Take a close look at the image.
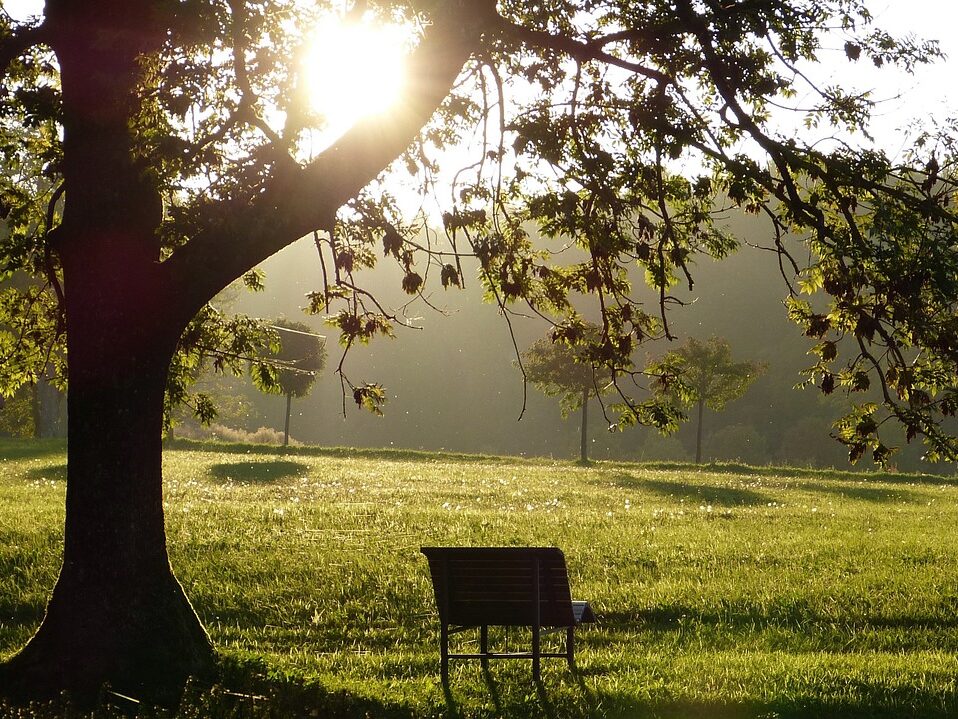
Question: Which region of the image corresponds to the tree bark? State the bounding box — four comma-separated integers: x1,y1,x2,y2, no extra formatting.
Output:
695,399,705,464
0,4,215,697
580,388,589,464
0,284,215,704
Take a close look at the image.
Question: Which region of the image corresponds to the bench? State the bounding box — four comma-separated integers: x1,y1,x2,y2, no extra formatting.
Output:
421,546,595,682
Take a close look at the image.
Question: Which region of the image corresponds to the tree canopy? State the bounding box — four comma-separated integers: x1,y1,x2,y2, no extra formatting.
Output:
521,324,613,462
271,319,326,400
664,336,765,462
1,0,957,703
269,318,326,445
521,326,609,414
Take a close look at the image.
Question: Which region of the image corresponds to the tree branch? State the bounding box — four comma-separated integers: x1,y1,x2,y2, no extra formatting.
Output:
0,22,47,79
491,16,673,86
162,0,497,324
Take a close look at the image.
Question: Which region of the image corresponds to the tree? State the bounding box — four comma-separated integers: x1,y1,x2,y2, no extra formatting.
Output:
270,319,326,446
0,0,956,704
664,337,765,463
521,327,610,464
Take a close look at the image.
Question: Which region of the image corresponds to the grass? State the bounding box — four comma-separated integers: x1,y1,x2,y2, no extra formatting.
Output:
2,437,958,717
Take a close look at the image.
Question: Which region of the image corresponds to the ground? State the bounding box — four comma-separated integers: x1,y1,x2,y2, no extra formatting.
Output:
2,438,958,717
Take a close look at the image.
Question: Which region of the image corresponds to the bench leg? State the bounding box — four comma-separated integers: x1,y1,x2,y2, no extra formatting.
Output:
532,624,541,682
440,622,449,684
566,626,575,669
480,625,489,668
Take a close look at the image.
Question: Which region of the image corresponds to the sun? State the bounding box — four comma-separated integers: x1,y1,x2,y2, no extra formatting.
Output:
303,15,410,138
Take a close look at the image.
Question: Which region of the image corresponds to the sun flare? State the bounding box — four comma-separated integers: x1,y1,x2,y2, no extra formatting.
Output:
304,16,410,137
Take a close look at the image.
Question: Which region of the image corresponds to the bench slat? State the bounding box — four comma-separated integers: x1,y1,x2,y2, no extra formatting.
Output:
421,547,590,628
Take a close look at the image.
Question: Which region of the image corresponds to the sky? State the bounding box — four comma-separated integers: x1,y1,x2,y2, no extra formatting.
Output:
3,0,956,148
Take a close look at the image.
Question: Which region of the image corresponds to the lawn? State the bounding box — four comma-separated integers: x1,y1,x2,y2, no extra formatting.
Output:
2,438,958,717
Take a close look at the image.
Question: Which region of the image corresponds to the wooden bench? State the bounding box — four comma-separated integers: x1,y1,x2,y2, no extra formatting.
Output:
421,546,595,682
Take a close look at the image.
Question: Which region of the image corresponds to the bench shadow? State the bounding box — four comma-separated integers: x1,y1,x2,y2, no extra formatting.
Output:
11,652,958,719
441,681,460,719
207,460,309,484
534,678,557,719
481,664,503,715
610,474,774,506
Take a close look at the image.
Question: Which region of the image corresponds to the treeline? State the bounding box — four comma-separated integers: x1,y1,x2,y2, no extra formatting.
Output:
215,211,944,473
5,216,943,473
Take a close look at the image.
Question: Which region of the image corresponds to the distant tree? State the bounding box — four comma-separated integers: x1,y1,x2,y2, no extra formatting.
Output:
271,320,326,446
32,372,65,438
0,387,33,438
521,327,611,464
665,337,765,463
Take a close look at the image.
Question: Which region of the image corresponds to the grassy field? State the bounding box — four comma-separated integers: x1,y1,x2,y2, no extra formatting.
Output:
3,438,958,717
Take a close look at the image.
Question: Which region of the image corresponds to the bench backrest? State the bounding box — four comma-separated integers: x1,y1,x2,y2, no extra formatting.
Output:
421,546,576,627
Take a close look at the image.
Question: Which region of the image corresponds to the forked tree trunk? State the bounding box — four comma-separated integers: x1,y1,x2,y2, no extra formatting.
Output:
0,273,215,705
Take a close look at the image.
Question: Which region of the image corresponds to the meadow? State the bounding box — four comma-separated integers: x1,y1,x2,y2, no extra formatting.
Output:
2,438,958,717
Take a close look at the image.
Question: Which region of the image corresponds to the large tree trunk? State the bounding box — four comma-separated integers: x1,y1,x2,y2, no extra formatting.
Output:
0,300,215,705
0,4,215,702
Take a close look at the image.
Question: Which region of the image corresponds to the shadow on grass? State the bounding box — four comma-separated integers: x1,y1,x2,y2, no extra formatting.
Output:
24,463,67,482
5,652,958,718
599,598,958,635
581,696,958,719
207,460,309,484
166,437,540,466
626,460,958,487
0,439,66,462
0,598,44,633
610,474,774,506
800,481,918,503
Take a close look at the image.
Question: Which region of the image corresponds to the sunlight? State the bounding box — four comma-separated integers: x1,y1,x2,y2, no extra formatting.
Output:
303,15,410,139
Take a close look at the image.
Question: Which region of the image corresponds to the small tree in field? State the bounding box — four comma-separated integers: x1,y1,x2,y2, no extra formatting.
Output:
521,328,611,463
665,337,765,463
271,319,326,446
